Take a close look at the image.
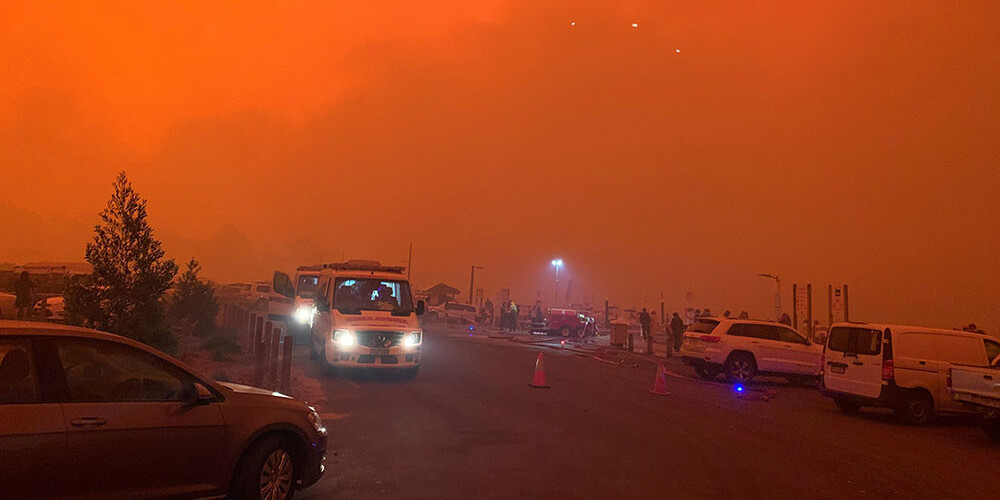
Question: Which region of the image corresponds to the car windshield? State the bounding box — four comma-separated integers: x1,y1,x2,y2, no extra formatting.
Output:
333,278,413,314
297,275,319,298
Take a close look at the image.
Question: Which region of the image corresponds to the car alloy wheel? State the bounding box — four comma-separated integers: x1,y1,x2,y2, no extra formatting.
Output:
259,449,294,500
726,354,756,383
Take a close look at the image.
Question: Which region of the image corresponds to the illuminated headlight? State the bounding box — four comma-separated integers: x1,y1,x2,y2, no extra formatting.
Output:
294,306,314,324
403,331,422,347
306,406,327,435
333,329,356,347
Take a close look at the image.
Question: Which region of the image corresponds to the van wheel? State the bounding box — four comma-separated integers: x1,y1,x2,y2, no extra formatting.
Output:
694,365,720,380
981,418,1000,442
725,353,757,384
895,390,935,425
231,434,298,500
560,326,571,338
834,397,862,414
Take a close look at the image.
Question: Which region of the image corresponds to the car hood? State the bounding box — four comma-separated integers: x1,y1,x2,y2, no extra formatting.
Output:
219,381,291,397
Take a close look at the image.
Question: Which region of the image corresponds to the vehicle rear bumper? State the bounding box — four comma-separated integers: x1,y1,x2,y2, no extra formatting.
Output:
819,381,899,407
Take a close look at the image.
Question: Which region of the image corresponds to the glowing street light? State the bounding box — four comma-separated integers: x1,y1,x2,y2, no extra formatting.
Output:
551,259,564,303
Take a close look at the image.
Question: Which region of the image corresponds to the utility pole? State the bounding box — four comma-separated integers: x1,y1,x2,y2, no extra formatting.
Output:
759,273,781,320
469,265,484,305
406,242,413,280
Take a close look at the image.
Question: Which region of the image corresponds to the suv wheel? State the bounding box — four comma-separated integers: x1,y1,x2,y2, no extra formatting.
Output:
232,434,298,500
694,365,720,380
725,353,757,384
834,396,862,414
981,417,1000,442
895,390,935,425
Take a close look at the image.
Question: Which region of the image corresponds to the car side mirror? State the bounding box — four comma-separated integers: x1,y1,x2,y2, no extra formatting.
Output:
187,382,213,405
416,300,425,316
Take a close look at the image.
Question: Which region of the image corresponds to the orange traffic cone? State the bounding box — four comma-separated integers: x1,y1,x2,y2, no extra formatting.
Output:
651,362,670,395
529,352,550,388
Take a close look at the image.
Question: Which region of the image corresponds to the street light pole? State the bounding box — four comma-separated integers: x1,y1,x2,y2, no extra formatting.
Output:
758,273,781,320
469,265,484,305
551,259,564,304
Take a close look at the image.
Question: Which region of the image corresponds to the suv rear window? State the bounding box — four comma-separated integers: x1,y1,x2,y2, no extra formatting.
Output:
686,319,720,334
826,327,881,355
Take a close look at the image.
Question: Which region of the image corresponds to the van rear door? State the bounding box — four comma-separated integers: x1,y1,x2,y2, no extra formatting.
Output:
823,326,883,398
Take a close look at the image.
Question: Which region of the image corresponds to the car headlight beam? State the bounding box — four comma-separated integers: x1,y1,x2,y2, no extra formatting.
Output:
334,329,356,347
403,331,422,348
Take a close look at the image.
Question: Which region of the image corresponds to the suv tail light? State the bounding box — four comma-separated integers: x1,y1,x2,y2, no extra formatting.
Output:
881,359,894,381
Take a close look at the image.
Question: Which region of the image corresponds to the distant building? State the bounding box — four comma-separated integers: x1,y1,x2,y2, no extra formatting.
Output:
423,283,461,306
0,261,92,295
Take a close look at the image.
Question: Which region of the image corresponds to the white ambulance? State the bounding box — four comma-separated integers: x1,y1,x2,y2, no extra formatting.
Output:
308,260,425,377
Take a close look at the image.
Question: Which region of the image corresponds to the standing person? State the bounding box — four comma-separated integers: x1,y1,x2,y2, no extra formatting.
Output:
670,312,685,351
779,313,792,326
499,300,509,329
508,301,519,332
14,271,34,320
483,298,494,325
639,308,652,340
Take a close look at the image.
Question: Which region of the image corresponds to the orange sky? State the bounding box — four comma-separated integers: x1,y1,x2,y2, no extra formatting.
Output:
1,1,998,332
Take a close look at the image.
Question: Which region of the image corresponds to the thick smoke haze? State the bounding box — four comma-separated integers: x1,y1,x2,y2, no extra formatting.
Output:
1,1,998,332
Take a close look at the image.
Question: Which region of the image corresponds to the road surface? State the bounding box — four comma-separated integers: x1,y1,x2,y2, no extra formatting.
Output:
297,326,999,499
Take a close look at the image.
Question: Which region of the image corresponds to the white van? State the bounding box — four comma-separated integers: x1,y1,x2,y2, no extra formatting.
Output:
291,265,324,327
309,260,424,377
821,322,1000,424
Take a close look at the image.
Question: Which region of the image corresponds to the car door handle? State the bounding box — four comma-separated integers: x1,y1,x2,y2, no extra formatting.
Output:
918,361,926,365
70,417,107,427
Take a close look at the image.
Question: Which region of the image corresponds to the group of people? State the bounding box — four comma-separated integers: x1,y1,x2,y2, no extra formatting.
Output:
495,299,519,332
636,308,694,351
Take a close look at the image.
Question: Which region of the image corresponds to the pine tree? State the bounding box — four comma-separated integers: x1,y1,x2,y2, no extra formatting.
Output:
169,259,219,337
65,172,179,352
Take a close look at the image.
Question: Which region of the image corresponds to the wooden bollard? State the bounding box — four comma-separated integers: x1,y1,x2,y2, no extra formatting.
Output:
627,333,634,352
279,336,294,394
263,322,274,376
252,316,263,356
253,341,266,387
248,313,258,354
269,327,281,387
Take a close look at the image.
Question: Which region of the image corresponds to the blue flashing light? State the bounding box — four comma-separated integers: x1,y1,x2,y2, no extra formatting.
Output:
734,384,745,393
469,325,475,330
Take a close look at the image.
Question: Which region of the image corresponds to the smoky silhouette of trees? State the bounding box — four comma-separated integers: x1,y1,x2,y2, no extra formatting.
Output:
168,258,219,338
65,172,179,352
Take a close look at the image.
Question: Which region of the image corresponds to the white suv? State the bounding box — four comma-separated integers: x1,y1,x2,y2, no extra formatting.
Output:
679,318,821,384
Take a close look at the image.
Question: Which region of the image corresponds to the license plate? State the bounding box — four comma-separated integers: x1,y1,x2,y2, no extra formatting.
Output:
371,348,390,356
830,365,846,374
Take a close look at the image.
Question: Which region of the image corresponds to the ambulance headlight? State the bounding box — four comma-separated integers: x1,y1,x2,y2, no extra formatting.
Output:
293,306,313,324
403,331,422,347
334,329,356,347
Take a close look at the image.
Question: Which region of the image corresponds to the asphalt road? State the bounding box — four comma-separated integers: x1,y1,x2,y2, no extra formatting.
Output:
297,326,999,500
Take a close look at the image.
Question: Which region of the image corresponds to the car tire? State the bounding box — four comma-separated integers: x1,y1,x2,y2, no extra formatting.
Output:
694,365,720,380
231,434,298,500
560,326,571,338
725,353,757,384
981,418,1000,442
318,345,337,376
834,396,862,414
895,390,935,425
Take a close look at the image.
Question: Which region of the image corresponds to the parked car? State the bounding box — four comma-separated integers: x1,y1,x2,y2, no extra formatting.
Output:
679,318,821,384
426,302,477,324
949,356,1000,441
0,320,327,499
32,296,64,321
820,322,1000,424
244,274,296,324
0,293,15,319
